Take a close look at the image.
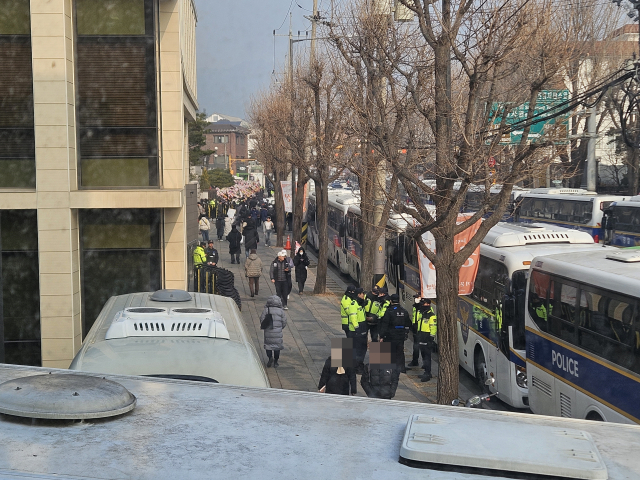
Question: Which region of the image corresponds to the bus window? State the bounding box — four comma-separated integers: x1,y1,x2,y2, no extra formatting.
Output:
545,200,560,220
573,201,592,224
577,288,639,374
471,256,508,309
548,280,577,343
404,237,419,270
558,200,573,222
528,270,550,331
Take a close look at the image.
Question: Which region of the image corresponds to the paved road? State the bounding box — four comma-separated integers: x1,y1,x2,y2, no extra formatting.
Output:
208,232,520,411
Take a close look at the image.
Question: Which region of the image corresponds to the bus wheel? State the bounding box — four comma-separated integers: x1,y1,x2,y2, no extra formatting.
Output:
586,411,604,422
474,349,490,393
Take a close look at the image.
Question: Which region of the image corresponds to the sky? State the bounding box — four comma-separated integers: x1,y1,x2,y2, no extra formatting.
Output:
195,0,317,120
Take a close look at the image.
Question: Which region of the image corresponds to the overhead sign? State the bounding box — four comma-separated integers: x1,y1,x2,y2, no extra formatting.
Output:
490,90,570,145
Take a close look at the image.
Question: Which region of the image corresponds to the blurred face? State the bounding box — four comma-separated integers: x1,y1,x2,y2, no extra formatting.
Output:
357,292,365,300
369,342,392,364
278,255,285,260
330,338,354,368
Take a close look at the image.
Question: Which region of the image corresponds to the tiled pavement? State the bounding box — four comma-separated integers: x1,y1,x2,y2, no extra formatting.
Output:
212,238,438,403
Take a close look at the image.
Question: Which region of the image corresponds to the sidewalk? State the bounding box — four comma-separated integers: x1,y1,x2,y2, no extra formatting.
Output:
214,237,437,403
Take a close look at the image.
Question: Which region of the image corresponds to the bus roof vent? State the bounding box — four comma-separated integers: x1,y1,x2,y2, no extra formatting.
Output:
606,250,640,263
400,414,607,480
483,223,594,247
528,188,590,195
0,374,136,420
127,307,166,314
105,309,229,340
149,289,192,302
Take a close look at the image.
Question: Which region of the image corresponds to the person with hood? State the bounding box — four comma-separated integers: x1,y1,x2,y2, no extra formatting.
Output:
260,295,287,367
318,338,357,395
360,341,400,399
244,249,263,297
293,247,310,294
215,215,225,241
243,218,260,258
198,214,210,242
270,250,293,310
226,224,242,264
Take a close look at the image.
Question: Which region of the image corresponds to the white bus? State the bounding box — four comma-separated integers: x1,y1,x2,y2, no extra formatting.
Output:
0,364,639,479
69,289,270,388
526,248,640,424
517,188,626,243
398,222,607,408
603,196,640,247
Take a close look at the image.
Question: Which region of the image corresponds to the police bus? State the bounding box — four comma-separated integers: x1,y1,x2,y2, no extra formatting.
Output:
397,222,606,409
69,289,269,388
603,196,640,246
526,248,640,424
516,188,626,243
0,364,639,479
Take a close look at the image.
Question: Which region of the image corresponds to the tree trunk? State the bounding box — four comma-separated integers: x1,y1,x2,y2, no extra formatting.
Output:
273,167,286,247
434,231,460,405
293,169,308,245
313,177,329,294
628,147,639,196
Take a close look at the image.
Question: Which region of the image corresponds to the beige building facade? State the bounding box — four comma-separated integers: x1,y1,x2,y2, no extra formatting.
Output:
0,0,198,368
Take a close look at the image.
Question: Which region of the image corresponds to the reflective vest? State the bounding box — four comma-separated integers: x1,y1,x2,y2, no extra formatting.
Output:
348,300,366,333
417,308,437,336
377,299,390,319
535,304,547,322
365,295,384,320
193,246,207,265
412,306,422,327
496,306,503,331
340,295,351,326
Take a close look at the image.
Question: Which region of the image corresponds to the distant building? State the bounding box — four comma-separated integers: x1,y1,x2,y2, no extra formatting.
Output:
203,121,250,172
0,0,199,368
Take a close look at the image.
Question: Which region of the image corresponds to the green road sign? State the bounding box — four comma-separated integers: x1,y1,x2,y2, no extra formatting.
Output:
491,90,570,145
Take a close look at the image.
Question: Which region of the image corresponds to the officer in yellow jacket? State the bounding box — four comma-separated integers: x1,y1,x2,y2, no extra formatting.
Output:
416,298,437,382
348,287,368,374
341,285,357,337
193,242,207,266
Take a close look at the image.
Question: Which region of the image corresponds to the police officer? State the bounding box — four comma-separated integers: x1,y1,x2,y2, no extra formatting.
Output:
205,240,219,266
193,242,207,266
416,298,437,382
408,293,423,368
378,294,411,373
349,287,368,374
341,285,357,337
364,286,386,342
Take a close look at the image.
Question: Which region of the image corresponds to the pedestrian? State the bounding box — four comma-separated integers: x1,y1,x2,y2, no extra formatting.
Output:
415,298,437,382
270,250,292,310
340,285,357,336
193,241,207,266
244,249,263,297
318,338,357,395
260,204,268,224
408,293,423,369
260,295,287,367
198,214,210,242
360,341,400,399
205,240,219,267
251,205,260,226
216,215,225,241
348,287,368,374
286,212,293,231
226,224,242,264
364,286,389,343
262,216,274,247
378,294,411,373
243,218,260,258
293,247,310,294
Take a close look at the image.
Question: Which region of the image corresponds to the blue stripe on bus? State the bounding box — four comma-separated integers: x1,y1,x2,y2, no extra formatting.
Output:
510,349,526,367
526,329,640,423
612,232,640,247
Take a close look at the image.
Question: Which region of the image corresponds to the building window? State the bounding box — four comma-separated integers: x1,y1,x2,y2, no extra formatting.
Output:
213,135,228,144
236,136,245,145
0,210,41,365
75,0,158,187
0,0,35,189
80,209,162,335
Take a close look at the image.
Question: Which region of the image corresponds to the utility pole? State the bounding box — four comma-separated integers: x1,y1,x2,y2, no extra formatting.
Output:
288,13,297,228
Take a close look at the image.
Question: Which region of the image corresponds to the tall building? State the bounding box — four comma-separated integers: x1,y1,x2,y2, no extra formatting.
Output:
0,0,199,368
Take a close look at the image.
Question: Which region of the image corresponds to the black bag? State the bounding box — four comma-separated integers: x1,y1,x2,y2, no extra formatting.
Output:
260,308,273,330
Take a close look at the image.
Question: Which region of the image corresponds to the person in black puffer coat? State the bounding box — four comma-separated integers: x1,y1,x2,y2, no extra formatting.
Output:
318,338,357,396
360,341,400,399
226,225,242,264
293,247,310,294
243,219,259,258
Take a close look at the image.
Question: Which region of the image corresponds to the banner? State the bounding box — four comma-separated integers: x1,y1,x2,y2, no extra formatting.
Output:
418,214,482,297
280,181,292,213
